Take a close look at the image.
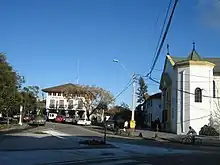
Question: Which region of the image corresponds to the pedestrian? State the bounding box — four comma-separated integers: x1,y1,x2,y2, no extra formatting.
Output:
124,120,128,132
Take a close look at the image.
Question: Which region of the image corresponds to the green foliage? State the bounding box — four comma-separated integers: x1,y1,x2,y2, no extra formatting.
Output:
20,86,41,115
0,53,24,116
199,125,219,136
136,77,148,104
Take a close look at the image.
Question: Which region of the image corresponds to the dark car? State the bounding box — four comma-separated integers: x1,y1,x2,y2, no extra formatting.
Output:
23,116,32,122
65,117,73,123
105,119,115,130
28,116,46,126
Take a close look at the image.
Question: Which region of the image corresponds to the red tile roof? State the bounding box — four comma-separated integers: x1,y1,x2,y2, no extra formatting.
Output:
42,83,83,93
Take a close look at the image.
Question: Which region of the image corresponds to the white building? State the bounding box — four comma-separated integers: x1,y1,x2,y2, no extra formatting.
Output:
42,83,87,120
144,93,162,127
159,46,220,135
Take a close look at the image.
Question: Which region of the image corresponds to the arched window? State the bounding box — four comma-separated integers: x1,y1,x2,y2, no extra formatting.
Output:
213,81,216,98
195,88,202,102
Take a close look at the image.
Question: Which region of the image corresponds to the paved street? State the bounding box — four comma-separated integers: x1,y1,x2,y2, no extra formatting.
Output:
0,122,220,165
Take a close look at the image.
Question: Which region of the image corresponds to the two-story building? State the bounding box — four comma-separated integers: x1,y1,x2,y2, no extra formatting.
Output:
160,44,220,134
42,83,88,120
144,92,162,127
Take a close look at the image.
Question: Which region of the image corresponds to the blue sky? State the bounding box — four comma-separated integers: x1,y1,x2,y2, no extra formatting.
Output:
1,0,220,107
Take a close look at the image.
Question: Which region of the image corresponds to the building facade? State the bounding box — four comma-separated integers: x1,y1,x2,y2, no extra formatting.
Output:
160,47,220,134
144,93,162,127
42,83,87,119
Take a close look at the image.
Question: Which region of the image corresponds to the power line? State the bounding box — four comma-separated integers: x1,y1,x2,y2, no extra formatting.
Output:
147,0,179,78
112,78,133,101
176,114,211,124
150,0,173,73
151,68,219,79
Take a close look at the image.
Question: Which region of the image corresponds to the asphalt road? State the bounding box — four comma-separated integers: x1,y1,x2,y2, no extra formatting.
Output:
1,122,220,165
43,122,220,153
48,153,220,165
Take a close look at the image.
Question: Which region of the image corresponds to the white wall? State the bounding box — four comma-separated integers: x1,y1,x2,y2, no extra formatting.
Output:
176,66,191,134
213,75,220,123
172,63,214,135
144,98,161,125
45,92,86,111
152,99,162,120
188,65,214,134
162,56,178,133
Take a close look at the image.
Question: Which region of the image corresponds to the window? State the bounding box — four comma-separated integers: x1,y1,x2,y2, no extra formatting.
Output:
49,99,55,108
77,99,84,109
58,93,61,96
48,93,52,96
50,99,55,105
53,93,56,96
68,100,74,109
195,88,202,102
150,100,152,107
162,110,168,122
59,100,64,108
213,81,216,98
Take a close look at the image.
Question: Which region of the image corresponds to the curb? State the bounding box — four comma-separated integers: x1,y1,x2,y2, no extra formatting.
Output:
0,125,35,136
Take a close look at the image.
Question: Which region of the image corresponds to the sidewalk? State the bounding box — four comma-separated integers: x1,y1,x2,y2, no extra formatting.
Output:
0,124,32,135
87,125,220,148
136,129,220,147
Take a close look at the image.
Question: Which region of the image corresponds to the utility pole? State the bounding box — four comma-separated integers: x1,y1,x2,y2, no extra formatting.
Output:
130,73,136,129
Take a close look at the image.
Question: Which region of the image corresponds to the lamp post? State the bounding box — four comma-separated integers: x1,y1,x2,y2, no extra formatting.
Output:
18,105,23,125
113,59,136,129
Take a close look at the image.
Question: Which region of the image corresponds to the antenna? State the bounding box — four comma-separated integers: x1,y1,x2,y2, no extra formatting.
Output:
76,59,79,84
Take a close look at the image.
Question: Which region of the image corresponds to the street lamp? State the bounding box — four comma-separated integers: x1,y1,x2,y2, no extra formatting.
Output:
113,59,136,129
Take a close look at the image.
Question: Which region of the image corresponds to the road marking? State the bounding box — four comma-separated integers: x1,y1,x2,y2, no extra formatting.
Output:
42,129,71,139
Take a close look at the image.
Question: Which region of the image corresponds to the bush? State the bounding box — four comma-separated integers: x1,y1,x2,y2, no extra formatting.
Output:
199,125,219,136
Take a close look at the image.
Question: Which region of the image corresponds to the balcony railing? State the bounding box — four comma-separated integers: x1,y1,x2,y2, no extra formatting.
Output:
49,104,55,109
68,105,74,109
59,104,65,109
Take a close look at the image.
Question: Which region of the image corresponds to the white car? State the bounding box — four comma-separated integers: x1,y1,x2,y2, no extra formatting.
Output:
48,113,57,121
77,119,91,126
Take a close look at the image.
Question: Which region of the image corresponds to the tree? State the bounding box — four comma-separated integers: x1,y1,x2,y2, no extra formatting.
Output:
63,85,114,120
21,85,42,115
0,53,24,116
120,102,130,109
136,77,148,104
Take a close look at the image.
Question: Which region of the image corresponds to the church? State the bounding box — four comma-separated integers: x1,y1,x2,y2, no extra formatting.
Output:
159,43,220,134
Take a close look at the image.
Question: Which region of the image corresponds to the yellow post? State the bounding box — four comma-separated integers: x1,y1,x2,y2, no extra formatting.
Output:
130,120,136,129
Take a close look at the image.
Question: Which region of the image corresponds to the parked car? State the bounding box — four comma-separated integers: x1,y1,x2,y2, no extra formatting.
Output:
65,117,73,123
77,119,91,126
23,116,32,122
105,119,115,130
55,115,65,123
28,116,46,126
13,114,20,119
48,113,57,121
